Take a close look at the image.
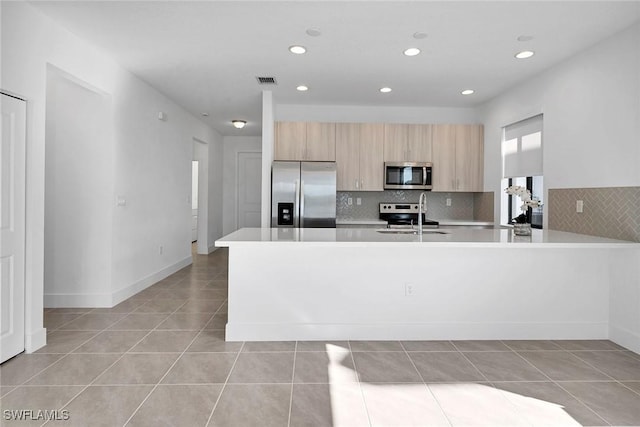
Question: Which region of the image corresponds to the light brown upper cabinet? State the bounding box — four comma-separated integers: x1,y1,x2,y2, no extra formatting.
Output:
274,121,336,161
336,123,384,191
383,124,432,162
432,124,484,192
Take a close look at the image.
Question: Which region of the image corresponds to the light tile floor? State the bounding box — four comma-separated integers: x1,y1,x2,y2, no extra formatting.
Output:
2,248,640,426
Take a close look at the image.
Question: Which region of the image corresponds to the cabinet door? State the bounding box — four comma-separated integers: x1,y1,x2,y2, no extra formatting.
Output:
275,121,306,160
306,122,336,161
431,124,457,191
335,123,360,191
383,124,408,162
407,124,432,162
455,124,484,192
359,123,384,191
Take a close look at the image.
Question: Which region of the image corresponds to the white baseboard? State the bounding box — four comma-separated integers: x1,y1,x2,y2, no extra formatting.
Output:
44,256,193,308
44,292,114,308
609,324,640,354
25,327,47,353
225,322,610,342
111,256,193,305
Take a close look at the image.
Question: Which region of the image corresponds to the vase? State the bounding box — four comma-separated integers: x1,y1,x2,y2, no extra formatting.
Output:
513,223,532,236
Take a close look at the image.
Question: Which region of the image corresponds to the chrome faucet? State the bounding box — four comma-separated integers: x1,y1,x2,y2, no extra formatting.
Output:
418,192,428,235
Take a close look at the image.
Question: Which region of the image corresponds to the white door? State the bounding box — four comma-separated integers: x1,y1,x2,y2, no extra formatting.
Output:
237,152,262,228
191,161,198,242
1,94,26,363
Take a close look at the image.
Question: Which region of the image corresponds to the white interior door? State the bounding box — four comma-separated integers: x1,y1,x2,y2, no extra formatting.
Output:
191,160,198,242
237,152,262,229
1,94,26,363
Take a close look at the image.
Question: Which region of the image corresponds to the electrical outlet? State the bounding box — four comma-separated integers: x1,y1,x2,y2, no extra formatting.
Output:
356,197,362,205
576,200,584,213
446,198,452,207
348,197,353,205
405,283,415,296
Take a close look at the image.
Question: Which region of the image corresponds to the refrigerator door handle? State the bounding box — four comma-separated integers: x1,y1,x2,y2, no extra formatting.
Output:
299,180,305,228
294,178,301,227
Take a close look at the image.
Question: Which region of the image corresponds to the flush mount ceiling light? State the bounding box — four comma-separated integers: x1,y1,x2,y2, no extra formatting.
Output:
515,50,535,59
289,45,307,54
413,32,428,39
517,35,534,42
379,87,392,93
403,48,421,57
296,85,309,91
306,28,322,37
461,89,475,95
231,120,246,129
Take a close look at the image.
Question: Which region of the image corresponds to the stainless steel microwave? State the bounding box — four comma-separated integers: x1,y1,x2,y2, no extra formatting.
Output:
384,162,433,190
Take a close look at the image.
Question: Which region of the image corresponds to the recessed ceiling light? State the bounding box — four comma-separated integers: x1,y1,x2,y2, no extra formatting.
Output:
296,85,309,92
461,89,475,95
517,35,534,42
379,87,392,93
306,28,322,37
403,48,421,57
515,50,535,59
413,32,428,40
231,120,246,129
289,45,307,54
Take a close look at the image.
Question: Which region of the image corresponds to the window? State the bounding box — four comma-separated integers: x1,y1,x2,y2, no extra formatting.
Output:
501,115,543,227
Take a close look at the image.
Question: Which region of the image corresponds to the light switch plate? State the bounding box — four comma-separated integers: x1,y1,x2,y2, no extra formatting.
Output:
576,200,584,213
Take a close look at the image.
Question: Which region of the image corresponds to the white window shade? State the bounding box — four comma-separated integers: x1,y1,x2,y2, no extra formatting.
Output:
503,114,543,178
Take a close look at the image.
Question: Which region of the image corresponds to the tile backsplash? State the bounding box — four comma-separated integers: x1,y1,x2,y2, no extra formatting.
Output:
337,190,494,222
548,186,640,242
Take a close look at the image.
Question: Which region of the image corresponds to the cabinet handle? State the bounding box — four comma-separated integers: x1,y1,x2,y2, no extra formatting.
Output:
361,179,364,189
355,179,359,190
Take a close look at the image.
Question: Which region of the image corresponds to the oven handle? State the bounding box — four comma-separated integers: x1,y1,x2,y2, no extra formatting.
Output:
422,167,427,186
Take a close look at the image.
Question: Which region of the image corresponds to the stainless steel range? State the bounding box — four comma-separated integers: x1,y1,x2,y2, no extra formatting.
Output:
379,203,439,228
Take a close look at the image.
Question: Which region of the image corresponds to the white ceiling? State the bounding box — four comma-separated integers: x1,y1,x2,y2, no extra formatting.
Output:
30,1,640,136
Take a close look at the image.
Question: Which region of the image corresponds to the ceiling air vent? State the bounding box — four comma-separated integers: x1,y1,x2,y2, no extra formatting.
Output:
256,76,277,85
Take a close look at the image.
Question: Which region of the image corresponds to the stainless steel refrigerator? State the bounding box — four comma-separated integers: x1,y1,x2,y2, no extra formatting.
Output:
271,161,336,228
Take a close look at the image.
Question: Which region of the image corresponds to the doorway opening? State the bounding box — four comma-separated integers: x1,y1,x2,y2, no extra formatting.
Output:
192,139,209,254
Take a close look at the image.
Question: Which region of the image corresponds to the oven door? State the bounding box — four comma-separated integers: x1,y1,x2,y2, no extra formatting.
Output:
384,162,432,190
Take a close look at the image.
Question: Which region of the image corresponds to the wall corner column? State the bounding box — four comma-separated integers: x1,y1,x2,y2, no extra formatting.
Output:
261,90,274,228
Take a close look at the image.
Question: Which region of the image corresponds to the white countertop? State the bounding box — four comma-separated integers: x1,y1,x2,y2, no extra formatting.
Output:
336,219,495,226
216,227,638,248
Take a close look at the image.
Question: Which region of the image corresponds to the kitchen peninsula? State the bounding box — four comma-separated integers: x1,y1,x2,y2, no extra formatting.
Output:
215,228,640,348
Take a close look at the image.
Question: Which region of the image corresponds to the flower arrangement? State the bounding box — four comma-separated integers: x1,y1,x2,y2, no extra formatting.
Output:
505,185,542,224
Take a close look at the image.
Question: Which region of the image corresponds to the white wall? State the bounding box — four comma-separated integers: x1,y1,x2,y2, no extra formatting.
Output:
1,2,223,347
275,104,479,124
208,132,225,252
222,136,262,235
261,91,274,227
479,22,640,225
44,66,114,306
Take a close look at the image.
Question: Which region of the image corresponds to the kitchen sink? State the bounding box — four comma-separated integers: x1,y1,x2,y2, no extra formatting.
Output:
376,229,450,235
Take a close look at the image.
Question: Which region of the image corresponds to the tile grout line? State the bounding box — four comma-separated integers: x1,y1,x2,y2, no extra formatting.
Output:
121,297,224,426
347,340,373,427
449,341,491,383
42,298,192,427
400,341,453,427
286,341,298,427
503,345,612,426
204,341,246,427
